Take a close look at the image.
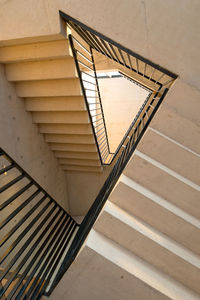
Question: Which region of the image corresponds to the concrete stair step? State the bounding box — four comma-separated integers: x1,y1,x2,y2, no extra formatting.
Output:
94,209,200,295
109,181,200,256
25,96,86,112
0,40,72,63
58,158,101,167
50,143,97,153
62,165,102,173
39,124,92,135
32,111,89,124
44,134,95,144
46,244,172,300
138,128,200,186
6,58,77,81
124,155,200,221
93,50,160,91
151,103,200,155
54,151,99,160
15,78,82,97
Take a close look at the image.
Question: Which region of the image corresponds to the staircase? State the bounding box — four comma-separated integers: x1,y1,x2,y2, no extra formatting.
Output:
1,10,200,300
46,81,200,300
0,39,102,173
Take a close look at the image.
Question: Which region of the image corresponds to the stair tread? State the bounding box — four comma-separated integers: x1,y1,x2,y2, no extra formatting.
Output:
46,245,172,300
138,129,200,186
109,181,200,256
94,210,200,295
124,155,200,220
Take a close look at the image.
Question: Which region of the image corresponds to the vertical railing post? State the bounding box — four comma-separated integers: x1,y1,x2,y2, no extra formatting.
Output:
90,47,111,157
68,34,103,165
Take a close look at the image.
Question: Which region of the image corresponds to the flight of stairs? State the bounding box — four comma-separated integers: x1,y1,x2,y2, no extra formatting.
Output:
0,38,102,173
45,80,200,300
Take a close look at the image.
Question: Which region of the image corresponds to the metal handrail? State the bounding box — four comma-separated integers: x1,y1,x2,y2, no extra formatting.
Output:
0,14,177,299
0,148,79,300
45,88,169,297
65,12,177,166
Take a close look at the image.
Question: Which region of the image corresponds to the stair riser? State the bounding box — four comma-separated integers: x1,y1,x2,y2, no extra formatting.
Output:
15,79,82,97
124,155,200,220
39,124,92,135
32,112,89,124
25,97,86,112
45,134,95,144
6,58,77,81
138,129,200,186
62,165,102,173
58,158,100,166
94,211,200,295
110,182,200,256
54,151,99,160
0,40,72,63
50,143,97,152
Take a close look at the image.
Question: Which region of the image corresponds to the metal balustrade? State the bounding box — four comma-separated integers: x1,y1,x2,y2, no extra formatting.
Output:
63,11,177,165
0,149,79,299
68,35,112,164
45,87,170,297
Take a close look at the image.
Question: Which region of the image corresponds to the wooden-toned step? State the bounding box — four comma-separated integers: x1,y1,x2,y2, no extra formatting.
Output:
32,111,89,124
39,124,92,135
15,78,82,97
50,143,98,153
54,151,99,160
59,158,101,167
62,165,102,173
44,134,95,144
25,96,86,112
0,40,72,63
94,210,200,295
6,58,77,81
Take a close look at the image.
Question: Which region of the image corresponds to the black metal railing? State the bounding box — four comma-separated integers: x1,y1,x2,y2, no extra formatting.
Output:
63,11,177,166
40,15,176,294
0,14,177,299
62,11,176,88
68,34,113,164
45,88,169,297
0,149,79,300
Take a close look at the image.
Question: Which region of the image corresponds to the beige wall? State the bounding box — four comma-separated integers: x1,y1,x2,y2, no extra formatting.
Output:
66,165,112,216
98,76,149,152
0,64,69,211
0,0,200,91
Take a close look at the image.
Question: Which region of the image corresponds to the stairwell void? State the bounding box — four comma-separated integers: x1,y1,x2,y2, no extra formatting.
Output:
64,11,177,167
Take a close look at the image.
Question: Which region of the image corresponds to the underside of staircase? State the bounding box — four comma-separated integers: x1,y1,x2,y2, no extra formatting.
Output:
0,38,102,173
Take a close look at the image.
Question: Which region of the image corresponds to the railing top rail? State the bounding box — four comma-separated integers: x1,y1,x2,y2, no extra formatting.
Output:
60,11,178,79
0,147,77,220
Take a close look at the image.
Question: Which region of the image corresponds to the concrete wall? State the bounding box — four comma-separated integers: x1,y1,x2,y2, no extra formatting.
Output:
98,76,149,152
0,64,69,211
66,165,111,216
0,0,200,91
